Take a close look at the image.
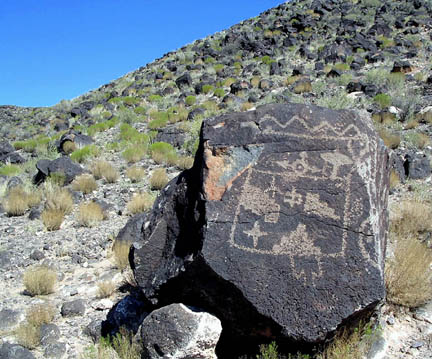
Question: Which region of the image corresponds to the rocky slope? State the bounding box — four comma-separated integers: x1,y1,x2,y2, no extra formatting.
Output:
1,0,432,358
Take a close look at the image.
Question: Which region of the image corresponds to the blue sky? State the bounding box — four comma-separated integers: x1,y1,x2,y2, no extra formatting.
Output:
0,1,284,107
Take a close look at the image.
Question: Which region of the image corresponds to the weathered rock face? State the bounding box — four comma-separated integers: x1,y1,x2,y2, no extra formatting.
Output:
140,304,222,359
132,103,389,346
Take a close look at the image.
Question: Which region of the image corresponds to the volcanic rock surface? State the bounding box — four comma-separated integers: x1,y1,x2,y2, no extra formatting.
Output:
132,103,390,344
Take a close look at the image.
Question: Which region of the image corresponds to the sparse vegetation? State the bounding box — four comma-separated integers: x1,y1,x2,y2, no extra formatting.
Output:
23,266,57,296
91,160,119,183
70,144,99,163
126,192,155,214
150,168,169,190
41,208,64,231
112,240,132,271
72,174,98,194
77,201,106,227
126,166,146,182
2,186,41,216
97,281,116,299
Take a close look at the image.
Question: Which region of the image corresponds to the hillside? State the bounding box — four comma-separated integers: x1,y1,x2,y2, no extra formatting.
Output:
1,0,432,358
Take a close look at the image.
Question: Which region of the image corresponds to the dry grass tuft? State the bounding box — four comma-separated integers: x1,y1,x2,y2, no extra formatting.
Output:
23,266,57,296
389,170,400,190
112,240,132,271
149,168,168,190
126,192,155,214
15,303,55,349
41,208,64,231
126,166,146,183
77,201,106,227
72,174,98,194
378,128,400,149
97,281,116,299
62,140,76,154
45,187,74,214
15,322,40,349
26,303,55,327
176,156,194,170
386,236,432,307
91,160,119,183
390,200,432,236
3,186,41,216
317,321,375,359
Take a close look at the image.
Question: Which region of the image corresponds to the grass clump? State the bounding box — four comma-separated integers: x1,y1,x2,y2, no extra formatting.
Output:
23,266,57,296
177,156,194,170
45,187,74,214
385,199,432,307
112,240,132,271
70,145,99,163
91,160,119,183
317,321,378,359
72,174,98,194
0,164,22,176
15,303,55,349
150,168,169,190
126,192,155,214
97,281,116,299
373,93,392,109
2,186,41,216
77,201,106,227
185,95,197,106
126,166,146,183
386,236,432,307
41,209,64,231
378,128,400,149
405,132,430,149
122,145,146,163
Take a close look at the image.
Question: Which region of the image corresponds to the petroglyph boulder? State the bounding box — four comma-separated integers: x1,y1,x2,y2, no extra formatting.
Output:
132,103,389,345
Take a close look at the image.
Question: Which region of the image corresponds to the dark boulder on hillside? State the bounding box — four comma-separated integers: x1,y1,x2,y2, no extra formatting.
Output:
56,130,93,155
0,141,24,164
33,156,84,185
131,103,389,347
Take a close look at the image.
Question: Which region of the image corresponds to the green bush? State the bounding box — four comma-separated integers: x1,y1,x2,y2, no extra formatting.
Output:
148,94,163,103
148,118,168,129
0,164,22,176
214,88,225,98
70,145,99,163
185,96,197,106
150,142,174,155
119,123,149,144
202,84,214,94
374,93,392,109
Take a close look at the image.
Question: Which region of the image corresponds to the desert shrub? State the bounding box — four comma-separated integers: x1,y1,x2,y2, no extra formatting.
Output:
148,117,168,130
389,170,400,190
257,341,279,359
378,128,400,149
127,192,155,214
3,186,41,216
119,123,148,144
41,208,64,231
373,93,392,109
405,132,430,149
390,200,432,236
87,117,118,136
150,168,169,190
47,171,67,186
386,236,432,307
334,62,350,71
150,142,174,155
148,94,163,103
126,166,146,183
177,156,194,170
391,88,421,122
317,321,377,359
97,281,116,299
72,174,98,194
112,240,132,271
45,187,74,214
77,201,106,227
23,266,57,296
0,164,22,176
316,89,354,110
122,144,147,163
70,145,99,163
91,160,119,183
202,84,214,94
108,328,141,359
15,322,40,349
26,303,55,327
214,88,225,98
62,140,76,154
404,119,419,129
241,102,254,111
185,95,197,106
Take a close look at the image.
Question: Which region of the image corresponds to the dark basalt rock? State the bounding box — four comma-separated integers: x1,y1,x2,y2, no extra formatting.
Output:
176,73,192,88
57,130,93,155
0,343,35,359
0,141,24,164
33,156,84,185
132,103,389,348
